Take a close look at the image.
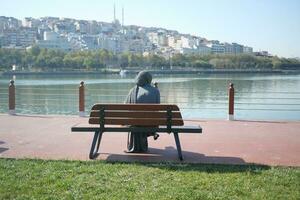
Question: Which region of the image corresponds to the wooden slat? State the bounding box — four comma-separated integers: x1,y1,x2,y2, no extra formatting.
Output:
72,125,202,133
90,111,182,119
89,117,184,126
91,104,180,111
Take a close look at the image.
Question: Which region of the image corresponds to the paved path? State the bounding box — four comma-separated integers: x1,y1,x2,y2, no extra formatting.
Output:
0,114,299,166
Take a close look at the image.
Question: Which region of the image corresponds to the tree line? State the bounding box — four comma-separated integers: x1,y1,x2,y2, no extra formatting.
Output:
0,46,299,71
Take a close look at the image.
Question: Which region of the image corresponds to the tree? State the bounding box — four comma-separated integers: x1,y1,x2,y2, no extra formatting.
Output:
29,45,41,57
192,60,212,69
120,52,129,68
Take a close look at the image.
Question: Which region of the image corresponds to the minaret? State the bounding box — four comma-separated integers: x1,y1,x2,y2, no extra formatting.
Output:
122,6,124,27
122,6,124,34
114,3,116,22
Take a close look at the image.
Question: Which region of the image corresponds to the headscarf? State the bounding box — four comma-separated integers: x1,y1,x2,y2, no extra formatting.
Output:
135,71,152,86
125,71,152,103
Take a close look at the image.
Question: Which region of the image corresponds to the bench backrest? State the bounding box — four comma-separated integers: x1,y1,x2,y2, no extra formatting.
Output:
89,104,184,128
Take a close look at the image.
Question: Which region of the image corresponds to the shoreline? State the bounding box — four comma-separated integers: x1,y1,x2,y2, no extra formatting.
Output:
1,68,300,76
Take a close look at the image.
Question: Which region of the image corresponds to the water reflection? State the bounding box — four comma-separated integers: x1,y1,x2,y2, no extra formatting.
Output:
0,73,300,120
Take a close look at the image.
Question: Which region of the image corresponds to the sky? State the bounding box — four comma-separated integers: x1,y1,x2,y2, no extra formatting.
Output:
1,0,300,58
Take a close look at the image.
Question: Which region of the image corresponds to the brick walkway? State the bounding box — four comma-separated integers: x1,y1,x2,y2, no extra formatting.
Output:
0,114,299,166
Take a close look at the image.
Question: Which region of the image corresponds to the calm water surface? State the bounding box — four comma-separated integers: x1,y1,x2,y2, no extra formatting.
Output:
0,73,300,120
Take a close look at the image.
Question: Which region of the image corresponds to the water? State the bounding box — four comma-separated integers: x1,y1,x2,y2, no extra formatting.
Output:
0,73,300,121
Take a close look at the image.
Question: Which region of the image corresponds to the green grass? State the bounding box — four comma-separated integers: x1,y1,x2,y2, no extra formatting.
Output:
0,158,299,200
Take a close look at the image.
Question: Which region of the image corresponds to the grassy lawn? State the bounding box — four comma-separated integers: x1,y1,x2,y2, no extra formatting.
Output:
0,158,299,200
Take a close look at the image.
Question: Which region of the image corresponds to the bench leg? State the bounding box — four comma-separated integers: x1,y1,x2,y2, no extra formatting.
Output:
96,131,103,153
89,131,102,159
173,132,183,161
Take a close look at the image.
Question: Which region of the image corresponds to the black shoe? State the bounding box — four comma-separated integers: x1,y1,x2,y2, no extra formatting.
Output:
153,133,159,140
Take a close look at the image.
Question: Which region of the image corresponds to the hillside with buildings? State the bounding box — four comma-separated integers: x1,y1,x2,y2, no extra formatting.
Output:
0,15,264,60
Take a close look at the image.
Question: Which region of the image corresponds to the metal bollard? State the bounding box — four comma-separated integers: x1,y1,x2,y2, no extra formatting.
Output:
8,80,16,115
79,81,85,117
228,83,234,121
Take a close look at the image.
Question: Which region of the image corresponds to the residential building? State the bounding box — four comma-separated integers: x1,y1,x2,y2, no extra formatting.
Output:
208,41,225,54
0,15,255,55
224,43,234,54
75,21,88,34
197,43,211,54
2,27,37,47
22,17,40,28
232,43,244,54
36,31,71,51
243,46,253,54
0,16,21,32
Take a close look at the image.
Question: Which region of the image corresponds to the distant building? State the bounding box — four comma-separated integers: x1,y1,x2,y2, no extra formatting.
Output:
87,21,101,34
243,46,253,54
197,44,211,54
2,27,37,47
158,34,168,47
75,21,88,34
35,31,71,51
97,34,121,53
224,43,234,54
180,48,201,55
167,36,176,48
208,42,225,54
22,17,40,28
0,15,256,55
254,51,272,57
232,43,243,54
180,43,211,55
0,34,4,46
0,16,21,32
181,36,190,48
80,34,100,50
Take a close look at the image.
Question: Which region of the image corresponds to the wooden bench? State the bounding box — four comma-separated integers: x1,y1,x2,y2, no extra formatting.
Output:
71,103,202,160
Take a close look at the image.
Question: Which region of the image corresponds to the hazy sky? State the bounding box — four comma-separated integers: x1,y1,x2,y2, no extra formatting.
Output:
1,0,300,58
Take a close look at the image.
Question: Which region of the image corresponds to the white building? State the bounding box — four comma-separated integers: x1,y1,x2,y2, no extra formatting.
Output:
0,16,21,32
148,32,168,47
2,28,36,47
208,43,225,54
224,43,234,54
167,36,176,48
232,43,243,54
180,43,211,55
87,21,101,34
36,31,71,51
243,46,253,54
197,44,211,54
81,34,100,50
158,34,168,46
75,21,88,34
97,34,121,53
22,17,40,28
147,32,159,45
181,36,190,49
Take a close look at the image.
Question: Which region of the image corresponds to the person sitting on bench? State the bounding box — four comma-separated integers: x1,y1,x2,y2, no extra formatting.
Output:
125,71,160,153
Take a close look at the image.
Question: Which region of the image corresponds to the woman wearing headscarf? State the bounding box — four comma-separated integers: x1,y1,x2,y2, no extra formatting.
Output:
125,71,160,153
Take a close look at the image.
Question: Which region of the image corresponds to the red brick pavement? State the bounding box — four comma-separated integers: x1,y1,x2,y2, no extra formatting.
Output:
0,115,299,166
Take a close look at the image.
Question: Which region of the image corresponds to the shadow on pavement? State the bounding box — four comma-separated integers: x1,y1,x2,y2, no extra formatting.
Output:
101,146,270,173
0,148,9,154
0,141,9,154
